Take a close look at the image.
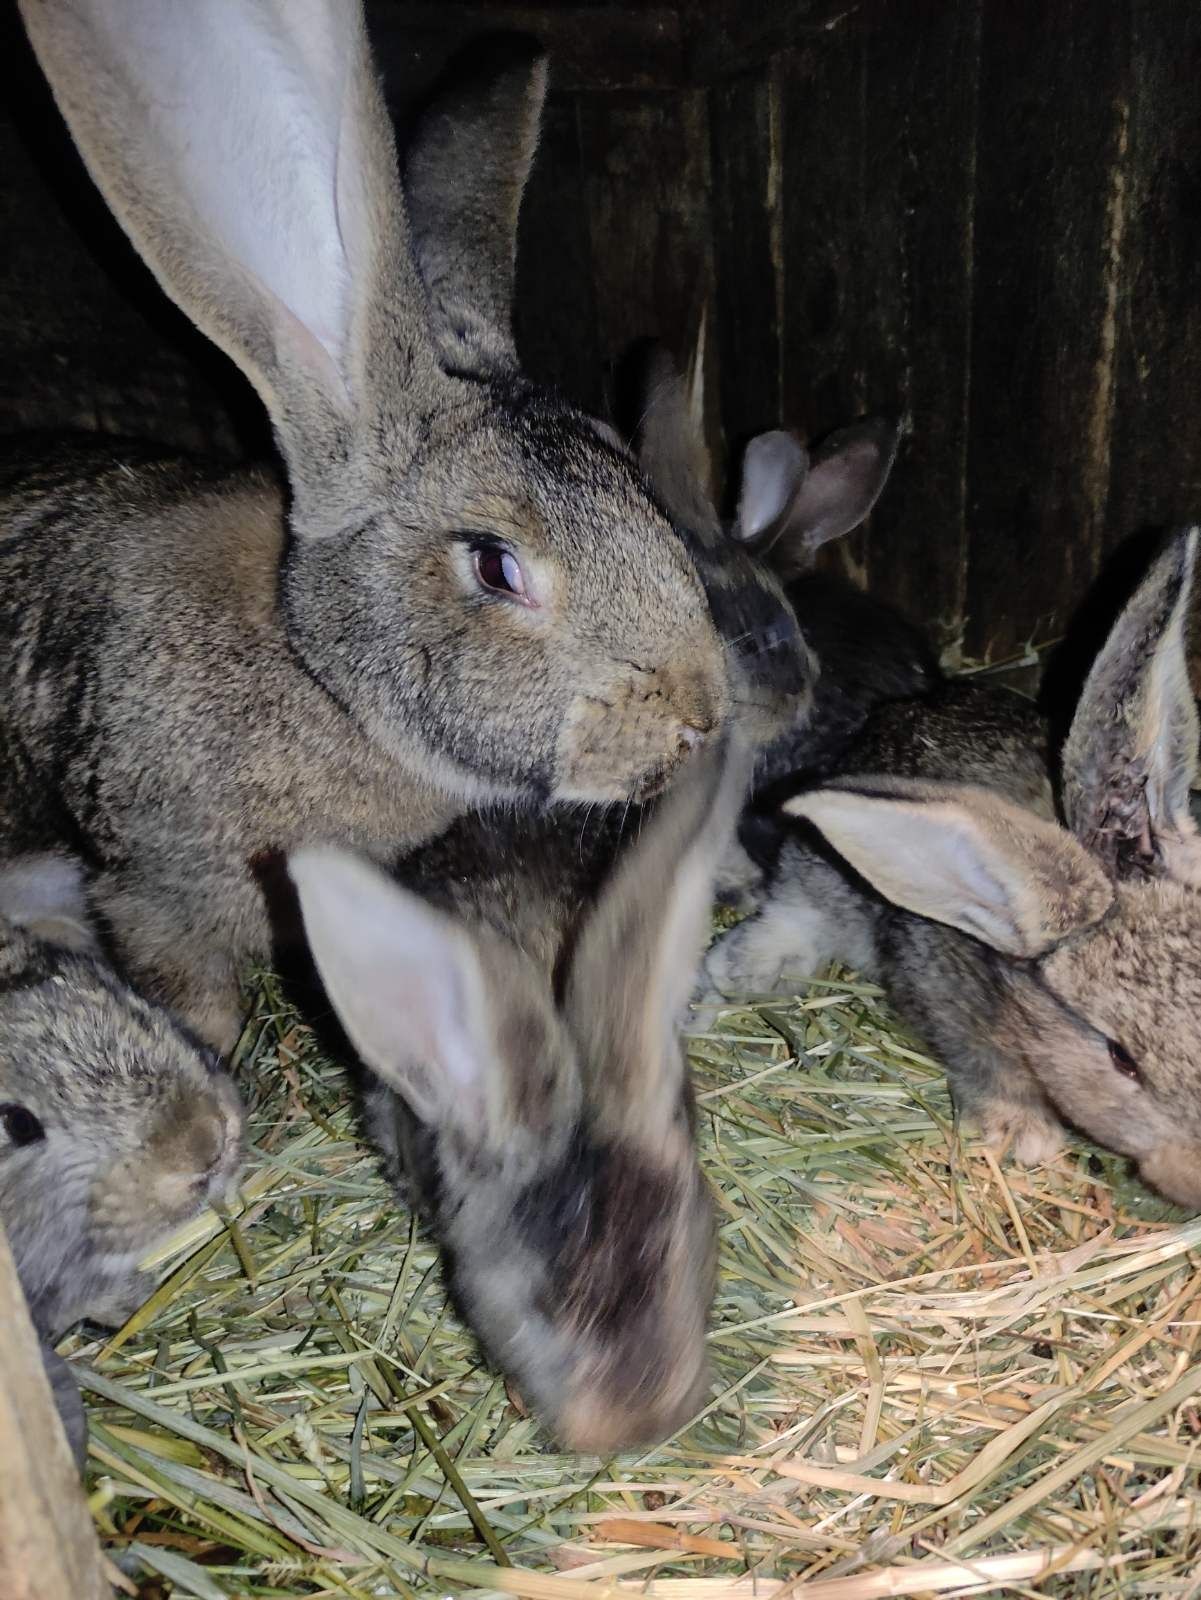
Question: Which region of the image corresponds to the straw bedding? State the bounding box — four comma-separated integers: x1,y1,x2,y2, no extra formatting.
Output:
67,963,1201,1598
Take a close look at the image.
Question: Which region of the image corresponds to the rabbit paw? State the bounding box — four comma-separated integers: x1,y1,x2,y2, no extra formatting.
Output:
976,1100,1065,1167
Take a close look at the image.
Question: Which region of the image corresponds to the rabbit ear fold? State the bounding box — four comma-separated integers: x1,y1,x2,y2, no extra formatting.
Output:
565,739,750,1142
20,0,447,534
290,848,493,1127
404,36,548,374
786,778,1114,958
743,419,900,576
1062,528,1201,881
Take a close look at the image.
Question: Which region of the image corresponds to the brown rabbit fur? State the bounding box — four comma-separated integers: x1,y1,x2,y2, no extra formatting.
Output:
290,740,748,1455
705,530,1201,1210
2,4,727,1053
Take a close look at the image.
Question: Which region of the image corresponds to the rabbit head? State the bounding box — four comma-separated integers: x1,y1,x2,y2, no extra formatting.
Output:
290,740,748,1453
631,343,815,749
19,3,726,805
786,529,1201,1209
0,858,243,1335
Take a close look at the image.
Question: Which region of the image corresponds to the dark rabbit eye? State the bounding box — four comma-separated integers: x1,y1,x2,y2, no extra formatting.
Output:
1107,1039,1143,1083
473,544,532,604
1,1103,45,1147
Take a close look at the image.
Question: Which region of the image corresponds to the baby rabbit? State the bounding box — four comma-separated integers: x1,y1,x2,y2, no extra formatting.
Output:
0,853,244,1467
706,529,1201,1211
290,739,747,1456
3,4,728,1052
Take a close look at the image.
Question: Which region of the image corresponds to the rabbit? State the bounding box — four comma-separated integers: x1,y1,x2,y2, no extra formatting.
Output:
289,737,749,1456
703,528,1201,1211
2,4,732,1055
0,852,244,1469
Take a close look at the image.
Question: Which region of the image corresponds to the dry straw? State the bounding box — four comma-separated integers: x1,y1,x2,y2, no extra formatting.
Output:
66,964,1201,1597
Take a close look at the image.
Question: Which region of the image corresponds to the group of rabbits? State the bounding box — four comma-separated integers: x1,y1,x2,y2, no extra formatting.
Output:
3,0,1200,1478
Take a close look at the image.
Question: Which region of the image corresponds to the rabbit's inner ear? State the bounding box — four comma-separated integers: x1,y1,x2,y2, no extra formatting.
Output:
735,431,809,546
786,780,1114,958
403,37,548,375
289,848,491,1125
752,420,901,576
1062,528,1201,880
21,0,445,525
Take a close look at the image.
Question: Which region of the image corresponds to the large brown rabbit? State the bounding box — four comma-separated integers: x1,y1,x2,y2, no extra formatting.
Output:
704,530,1201,1210
1,2,729,1052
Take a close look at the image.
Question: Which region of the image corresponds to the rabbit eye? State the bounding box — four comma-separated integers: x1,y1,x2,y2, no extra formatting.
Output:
473,544,534,605
1,1103,45,1147
1107,1039,1142,1083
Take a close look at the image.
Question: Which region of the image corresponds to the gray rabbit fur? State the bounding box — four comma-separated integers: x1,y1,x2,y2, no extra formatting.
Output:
273,350,907,1454
290,738,747,1455
2,2,729,1054
0,852,243,1469
705,530,1201,1211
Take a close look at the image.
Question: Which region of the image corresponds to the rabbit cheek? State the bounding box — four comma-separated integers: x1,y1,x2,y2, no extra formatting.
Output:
1139,1143,1201,1210
553,663,725,804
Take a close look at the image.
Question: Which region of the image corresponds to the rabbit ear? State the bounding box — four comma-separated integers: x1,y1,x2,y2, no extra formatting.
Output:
20,0,447,533
743,419,900,575
290,847,498,1129
403,36,547,374
734,431,810,544
1062,528,1201,880
632,341,723,544
786,777,1113,958
0,854,98,954
564,739,750,1142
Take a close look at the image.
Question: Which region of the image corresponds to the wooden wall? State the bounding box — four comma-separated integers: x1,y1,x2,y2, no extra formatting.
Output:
3,0,1201,668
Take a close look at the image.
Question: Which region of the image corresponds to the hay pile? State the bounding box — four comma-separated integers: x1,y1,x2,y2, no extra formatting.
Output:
68,966,1201,1598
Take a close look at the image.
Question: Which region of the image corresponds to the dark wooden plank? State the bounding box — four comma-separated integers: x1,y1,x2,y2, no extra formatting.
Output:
1107,5,1201,547
857,0,981,658
367,2,687,93
964,0,1133,666
577,89,720,446
514,94,604,413
708,64,784,483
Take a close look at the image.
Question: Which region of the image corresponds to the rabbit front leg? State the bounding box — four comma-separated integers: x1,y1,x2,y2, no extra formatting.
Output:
697,840,880,1005
881,917,1066,1167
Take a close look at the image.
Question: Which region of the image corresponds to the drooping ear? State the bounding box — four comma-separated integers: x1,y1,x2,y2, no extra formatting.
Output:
0,854,98,954
632,338,723,545
403,35,547,374
565,738,751,1141
785,777,1114,957
290,846,499,1128
1062,528,1201,880
19,0,445,533
745,418,901,577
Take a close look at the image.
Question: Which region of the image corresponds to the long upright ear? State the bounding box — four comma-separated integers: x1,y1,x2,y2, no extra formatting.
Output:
403,36,547,375
1062,528,1201,880
564,739,751,1142
19,0,445,531
742,418,900,577
632,340,723,546
290,847,498,1129
786,777,1114,957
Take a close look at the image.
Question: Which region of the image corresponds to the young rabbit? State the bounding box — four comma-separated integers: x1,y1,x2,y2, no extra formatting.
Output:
2,3,729,1052
289,739,747,1456
705,529,1201,1211
0,854,244,1467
